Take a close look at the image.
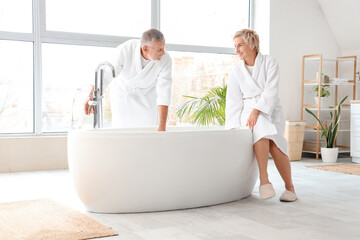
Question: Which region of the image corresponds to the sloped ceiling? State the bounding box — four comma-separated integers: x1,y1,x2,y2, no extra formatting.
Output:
318,0,360,53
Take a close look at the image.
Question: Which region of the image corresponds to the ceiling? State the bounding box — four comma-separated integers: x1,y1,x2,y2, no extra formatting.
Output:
318,0,360,53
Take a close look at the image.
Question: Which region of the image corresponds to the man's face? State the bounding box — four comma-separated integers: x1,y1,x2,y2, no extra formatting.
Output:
146,40,166,61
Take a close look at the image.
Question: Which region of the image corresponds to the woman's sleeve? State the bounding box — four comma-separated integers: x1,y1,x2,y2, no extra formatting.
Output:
254,58,279,117
225,71,243,129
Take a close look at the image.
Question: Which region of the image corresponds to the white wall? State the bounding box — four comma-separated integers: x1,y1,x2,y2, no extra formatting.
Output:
253,0,270,55
269,0,341,120
0,136,68,173
318,0,360,55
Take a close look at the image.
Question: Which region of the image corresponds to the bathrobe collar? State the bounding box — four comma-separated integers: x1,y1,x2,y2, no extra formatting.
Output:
134,42,157,74
239,52,264,96
252,52,263,82
134,42,143,73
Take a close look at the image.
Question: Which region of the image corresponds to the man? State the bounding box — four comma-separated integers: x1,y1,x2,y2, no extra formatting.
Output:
84,29,172,131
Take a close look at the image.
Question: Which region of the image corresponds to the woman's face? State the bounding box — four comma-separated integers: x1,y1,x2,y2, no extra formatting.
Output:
233,37,255,60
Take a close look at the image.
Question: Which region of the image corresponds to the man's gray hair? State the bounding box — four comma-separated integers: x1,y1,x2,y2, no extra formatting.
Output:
141,29,165,47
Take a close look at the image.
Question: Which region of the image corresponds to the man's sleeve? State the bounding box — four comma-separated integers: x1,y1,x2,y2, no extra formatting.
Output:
156,54,172,106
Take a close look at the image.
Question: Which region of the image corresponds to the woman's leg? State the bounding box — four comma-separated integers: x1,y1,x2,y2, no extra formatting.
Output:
254,138,271,186
269,140,295,193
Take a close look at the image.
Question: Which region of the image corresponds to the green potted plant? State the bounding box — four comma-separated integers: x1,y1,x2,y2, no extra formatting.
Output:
177,85,226,126
305,95,348,162
313,84,330,108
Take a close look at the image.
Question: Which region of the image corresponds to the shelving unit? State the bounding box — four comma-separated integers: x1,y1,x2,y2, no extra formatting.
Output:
301,54,357,159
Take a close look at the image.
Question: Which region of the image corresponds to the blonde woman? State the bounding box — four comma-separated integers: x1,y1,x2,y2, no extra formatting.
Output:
225,29,297,202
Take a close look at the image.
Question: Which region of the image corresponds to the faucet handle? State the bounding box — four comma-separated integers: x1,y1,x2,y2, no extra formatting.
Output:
89,91,96,100
88,100,98,113
88,100,98,106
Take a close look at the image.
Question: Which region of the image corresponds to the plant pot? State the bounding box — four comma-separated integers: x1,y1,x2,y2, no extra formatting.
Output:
314,97,330,108
321,147,339,163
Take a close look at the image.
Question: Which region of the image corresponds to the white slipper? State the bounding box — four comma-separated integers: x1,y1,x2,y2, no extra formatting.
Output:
279,190,297,202
259,183,276,199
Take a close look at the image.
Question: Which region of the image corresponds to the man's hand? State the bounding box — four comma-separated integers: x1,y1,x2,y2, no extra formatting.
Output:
246,108,260,130
157,105,168,131
84,85,95,115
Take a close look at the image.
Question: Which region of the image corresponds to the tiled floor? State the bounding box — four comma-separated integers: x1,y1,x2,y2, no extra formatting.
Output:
0,157,359,240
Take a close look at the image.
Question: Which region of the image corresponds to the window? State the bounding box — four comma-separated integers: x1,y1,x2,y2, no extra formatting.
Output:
46,0,151,37
42,44,114,132
168,51,239,125
161,0,249,47
0,0,32,33
0,0,252,134
0,40,33,133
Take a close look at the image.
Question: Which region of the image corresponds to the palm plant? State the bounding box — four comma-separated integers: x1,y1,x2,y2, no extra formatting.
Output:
177,85,227,126
305,95,348,148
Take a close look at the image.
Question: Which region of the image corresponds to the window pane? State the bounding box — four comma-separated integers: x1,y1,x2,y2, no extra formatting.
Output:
46,0,151,37
168,51,238,125
161,0,249,47
42,44,114,132
0,40,33,133
0,0,32,33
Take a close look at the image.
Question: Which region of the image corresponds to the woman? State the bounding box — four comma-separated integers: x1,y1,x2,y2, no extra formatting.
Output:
225,29,297,202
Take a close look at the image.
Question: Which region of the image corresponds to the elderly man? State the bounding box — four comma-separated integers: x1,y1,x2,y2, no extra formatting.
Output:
85,29,172,131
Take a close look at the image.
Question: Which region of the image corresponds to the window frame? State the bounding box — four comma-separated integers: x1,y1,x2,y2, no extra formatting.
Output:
0,0,252,136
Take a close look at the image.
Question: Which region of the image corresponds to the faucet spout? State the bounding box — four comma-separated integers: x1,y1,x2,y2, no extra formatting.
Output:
95,62,116,78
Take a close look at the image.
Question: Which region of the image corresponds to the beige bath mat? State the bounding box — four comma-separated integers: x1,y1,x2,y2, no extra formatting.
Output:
306,164,360,176
0,198,118,240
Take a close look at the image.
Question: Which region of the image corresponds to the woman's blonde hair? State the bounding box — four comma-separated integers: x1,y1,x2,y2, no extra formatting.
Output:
233,29,260,54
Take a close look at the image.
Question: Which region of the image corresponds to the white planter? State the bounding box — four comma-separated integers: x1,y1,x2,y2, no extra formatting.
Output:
321,147,339,163
314,97,330,108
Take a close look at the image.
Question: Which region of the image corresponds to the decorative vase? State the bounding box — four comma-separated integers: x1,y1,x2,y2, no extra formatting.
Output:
314,97,330,108
321,147,339,163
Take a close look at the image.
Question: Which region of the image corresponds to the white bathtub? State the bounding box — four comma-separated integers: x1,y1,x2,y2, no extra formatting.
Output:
67,127,258,213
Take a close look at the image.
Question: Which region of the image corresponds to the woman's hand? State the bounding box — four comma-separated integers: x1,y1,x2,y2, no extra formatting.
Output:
246,109,260,130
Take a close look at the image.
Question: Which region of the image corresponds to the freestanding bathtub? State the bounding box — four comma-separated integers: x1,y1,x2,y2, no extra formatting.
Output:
67,127,258,213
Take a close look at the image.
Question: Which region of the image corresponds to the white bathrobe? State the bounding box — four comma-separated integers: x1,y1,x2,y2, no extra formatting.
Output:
103,39,172,128
225,53,287,155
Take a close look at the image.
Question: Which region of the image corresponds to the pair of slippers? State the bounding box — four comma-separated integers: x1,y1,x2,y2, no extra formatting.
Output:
259,183,297,202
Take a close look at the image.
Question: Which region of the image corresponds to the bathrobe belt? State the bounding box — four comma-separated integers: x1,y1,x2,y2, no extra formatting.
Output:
242,95,283,123
243,95,261,102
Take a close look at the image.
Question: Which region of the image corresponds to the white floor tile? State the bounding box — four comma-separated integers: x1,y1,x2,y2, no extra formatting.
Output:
0,157,359,240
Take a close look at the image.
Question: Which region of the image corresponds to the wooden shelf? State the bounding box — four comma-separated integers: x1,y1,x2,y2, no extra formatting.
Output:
305,129,350,133
304,82,354,86
303,149,351,154
304,56,357,62
301,54,357,160
303,107,351,111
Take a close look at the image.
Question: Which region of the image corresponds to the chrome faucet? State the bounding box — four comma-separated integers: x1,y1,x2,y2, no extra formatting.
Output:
88,62,115,128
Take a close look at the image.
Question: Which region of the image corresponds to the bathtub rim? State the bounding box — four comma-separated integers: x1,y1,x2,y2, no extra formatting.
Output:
68,126,250,135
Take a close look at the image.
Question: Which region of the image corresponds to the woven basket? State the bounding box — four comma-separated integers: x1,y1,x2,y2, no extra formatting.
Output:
284,120,306,161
